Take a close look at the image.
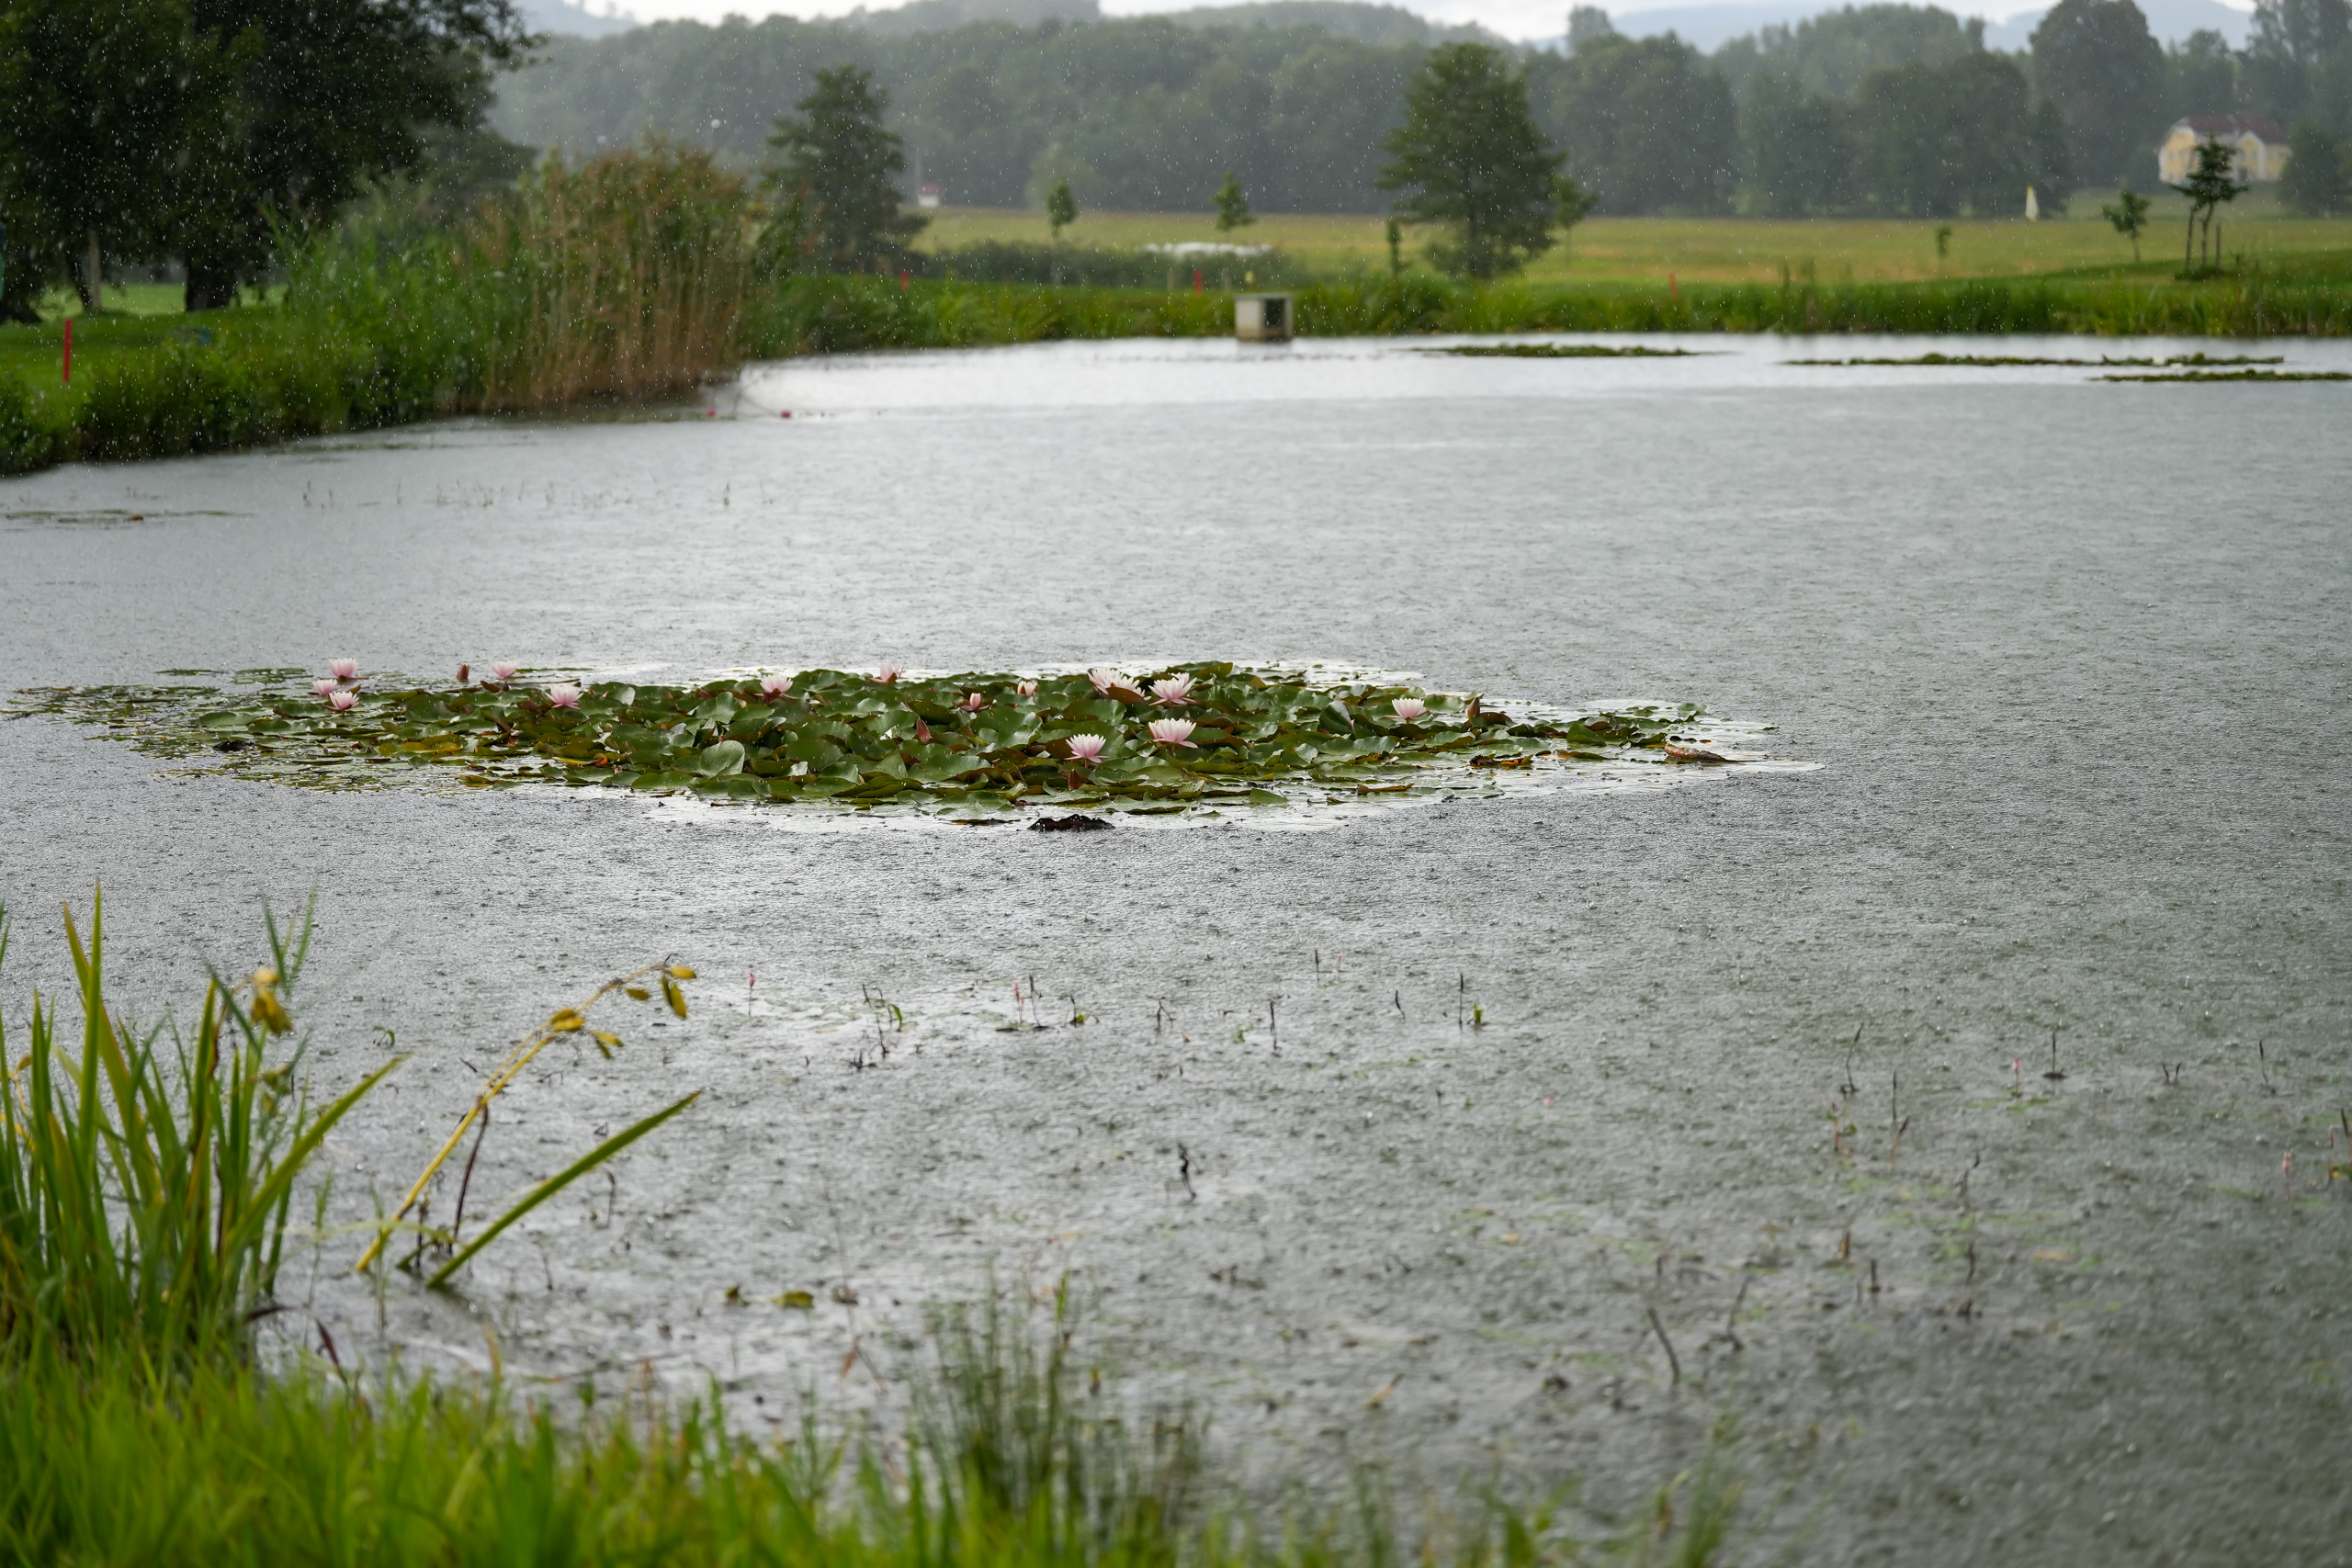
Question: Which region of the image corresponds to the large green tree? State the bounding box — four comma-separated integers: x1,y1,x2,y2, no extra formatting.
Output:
1530,32,1739,214
1378,43,1563,279
0,0,224,319
2245,0,2352,133
763,63,927,274
1712,3,1984,104
2162,30,2240,129
0,0,529,315
2030,0,2165,184
1741,71,1856,215
2280,118,2352,209
1854,51,2072,216
175,0,531,308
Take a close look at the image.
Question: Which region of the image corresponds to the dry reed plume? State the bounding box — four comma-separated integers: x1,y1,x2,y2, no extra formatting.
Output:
454,145,752,410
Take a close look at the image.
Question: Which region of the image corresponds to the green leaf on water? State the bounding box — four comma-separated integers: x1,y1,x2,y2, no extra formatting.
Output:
18,666,1743,823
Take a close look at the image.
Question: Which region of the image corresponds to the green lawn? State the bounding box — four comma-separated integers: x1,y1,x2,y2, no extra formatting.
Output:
28,281,275,322
0,304,295,390
917,190,2352,286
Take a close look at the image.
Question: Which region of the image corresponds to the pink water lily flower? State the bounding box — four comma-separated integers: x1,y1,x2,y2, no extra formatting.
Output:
1066,734,1107,762
313,679,339,698
1391,697,1428,722
761,673,794,696
961,691,986,712
491,661,518,683
1148,717,1198,749
547,682,582,709
1088,668,1127,694
1015,680,1038,698
1151,673,1195,705
875,663,902,683
326,688,358,712
328,658,358,682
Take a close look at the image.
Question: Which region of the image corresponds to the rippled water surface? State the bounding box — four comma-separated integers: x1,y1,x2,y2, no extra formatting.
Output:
4,334,2347,1563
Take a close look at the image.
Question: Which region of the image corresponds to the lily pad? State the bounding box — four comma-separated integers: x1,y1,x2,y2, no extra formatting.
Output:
7,665,1786,825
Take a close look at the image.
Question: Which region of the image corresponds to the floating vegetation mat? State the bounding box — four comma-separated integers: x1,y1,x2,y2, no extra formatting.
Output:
1785,352,2286,368
2096,368,2350,383
1429,343,1696,358
11,664,1814,828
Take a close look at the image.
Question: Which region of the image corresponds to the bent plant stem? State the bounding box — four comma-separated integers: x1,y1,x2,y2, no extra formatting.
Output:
356,958,692,1274
426,1091,700,1289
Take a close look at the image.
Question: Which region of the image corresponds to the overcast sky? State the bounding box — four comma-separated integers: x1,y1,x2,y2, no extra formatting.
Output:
583,0,2246,44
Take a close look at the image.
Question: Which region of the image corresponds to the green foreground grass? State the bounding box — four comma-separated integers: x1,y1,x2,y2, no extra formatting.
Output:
0,897,1750,1565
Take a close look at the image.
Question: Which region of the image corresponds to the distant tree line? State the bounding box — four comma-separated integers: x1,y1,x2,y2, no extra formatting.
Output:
493,0,2352,219
6,0,2345,320
759,39,1584,280
0,0,532,319
1725,0,2352,214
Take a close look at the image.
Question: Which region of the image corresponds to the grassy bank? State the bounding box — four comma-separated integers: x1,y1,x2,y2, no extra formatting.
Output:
747,265,2352,355
6,146,2347,479
0,147,746,478
0,897,1749,1565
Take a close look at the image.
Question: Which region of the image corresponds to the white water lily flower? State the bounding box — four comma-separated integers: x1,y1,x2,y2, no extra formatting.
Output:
1148,717,1198,749
1015,680,1038,698
491,661,518,683
761,673,793,696
875,663,902,683
326,688,358,712
328,658,358,682
1151,673,1195,705
547,682,582,709
961,691,986,711
313,679,338,698
1391,698,1427,722
1067,734,1107,761
1089,668,1129,694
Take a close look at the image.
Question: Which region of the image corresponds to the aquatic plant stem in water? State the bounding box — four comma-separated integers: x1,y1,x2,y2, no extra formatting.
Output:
355,957,697,1273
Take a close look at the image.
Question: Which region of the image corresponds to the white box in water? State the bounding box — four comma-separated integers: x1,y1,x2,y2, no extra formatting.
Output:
1235,293,1295,342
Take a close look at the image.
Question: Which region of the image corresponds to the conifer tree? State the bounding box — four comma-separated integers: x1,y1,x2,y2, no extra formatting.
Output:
763,64,927,275
1377,44,1565,280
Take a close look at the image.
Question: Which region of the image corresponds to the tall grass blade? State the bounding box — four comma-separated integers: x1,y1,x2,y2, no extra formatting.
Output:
426,1091,699,1288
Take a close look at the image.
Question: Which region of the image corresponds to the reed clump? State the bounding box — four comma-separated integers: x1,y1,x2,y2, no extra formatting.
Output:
443,145,752,408
0,146,753,476
290,143,752,414
0,895,389,1365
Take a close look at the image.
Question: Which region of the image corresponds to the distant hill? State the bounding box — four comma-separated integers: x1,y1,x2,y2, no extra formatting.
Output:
1148,2,1508,45
1979,0,2251,48
517,0,639,39
1533,0,2251,51
836,0,1502,40
842,0,1101,36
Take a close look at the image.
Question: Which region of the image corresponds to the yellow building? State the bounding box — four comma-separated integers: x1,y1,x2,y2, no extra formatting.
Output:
2157,114,2290,186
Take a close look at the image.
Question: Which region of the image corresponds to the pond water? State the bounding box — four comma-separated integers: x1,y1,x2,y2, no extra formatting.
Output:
3,333,2348,1562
